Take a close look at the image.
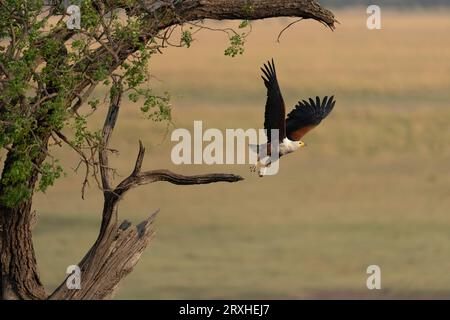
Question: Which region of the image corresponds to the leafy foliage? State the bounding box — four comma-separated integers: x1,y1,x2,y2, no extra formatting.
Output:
181,30,193,48
0,1,172,206
225,34,246,57
0,1,250,207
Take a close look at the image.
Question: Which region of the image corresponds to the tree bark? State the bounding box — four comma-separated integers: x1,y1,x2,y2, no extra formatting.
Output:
0,0,335,300
158,0,336,29
0,141,49,300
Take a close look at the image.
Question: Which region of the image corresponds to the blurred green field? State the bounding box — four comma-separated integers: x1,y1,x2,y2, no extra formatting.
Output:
32,9,450,299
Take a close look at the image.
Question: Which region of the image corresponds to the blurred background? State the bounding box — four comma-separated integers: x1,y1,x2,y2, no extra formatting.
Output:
33,3,450,299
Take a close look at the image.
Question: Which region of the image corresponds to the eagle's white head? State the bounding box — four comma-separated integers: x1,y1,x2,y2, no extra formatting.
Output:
280,138,307,155
297,141,307,149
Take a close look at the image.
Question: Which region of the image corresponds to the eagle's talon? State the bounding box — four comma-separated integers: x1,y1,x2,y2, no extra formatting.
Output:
250,163,260,173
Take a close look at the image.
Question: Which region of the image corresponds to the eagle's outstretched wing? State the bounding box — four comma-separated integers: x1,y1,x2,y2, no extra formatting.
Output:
261,59,286,142
286,96,336,141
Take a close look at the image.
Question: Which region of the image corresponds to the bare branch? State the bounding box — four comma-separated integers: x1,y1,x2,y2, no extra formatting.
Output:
99,78,123,193
53,130,96,199
112,140,244,197
117,169,244,195
132,140,146,177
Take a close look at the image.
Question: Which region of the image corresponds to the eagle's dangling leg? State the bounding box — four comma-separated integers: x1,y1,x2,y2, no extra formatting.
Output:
249,143,263,173
259,167,268,177
249,161,268,175
250,143,272,174
250,158,270,173
257,158,272,177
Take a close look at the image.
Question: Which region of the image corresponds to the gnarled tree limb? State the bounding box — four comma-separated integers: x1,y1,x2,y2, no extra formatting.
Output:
115,141,243,196
152,0,337,30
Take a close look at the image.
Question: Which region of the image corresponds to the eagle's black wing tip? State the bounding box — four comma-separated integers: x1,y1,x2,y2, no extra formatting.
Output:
322,95,336,118
261,59,281,90
287,95,336,123
327,95,336,109
262,58,276,76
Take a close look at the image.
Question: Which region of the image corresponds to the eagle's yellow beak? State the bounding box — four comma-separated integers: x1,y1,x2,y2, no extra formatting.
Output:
299,141,307,148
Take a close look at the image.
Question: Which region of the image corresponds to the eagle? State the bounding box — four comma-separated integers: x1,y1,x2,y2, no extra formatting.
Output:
251,59,336,176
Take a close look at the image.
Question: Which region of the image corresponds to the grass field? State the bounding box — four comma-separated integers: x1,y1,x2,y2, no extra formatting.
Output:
32,9,450,299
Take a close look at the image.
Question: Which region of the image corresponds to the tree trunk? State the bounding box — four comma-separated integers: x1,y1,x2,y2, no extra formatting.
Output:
0,141,49,299
49,195,158,300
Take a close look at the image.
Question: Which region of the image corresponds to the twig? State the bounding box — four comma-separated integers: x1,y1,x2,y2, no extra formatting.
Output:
277,18,304,43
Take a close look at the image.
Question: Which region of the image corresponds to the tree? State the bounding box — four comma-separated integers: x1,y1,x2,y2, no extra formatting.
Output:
0,0,336,300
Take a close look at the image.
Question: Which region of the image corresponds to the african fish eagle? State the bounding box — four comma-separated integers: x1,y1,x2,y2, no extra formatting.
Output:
251,59,336,176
